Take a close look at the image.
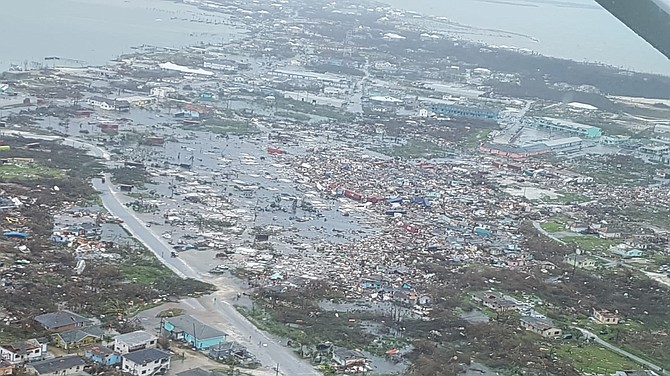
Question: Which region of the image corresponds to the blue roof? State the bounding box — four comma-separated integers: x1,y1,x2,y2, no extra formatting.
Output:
4,232,28,238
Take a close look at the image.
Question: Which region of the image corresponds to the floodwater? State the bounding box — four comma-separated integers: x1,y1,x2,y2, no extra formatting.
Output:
0,0,243,70
379,0,670,75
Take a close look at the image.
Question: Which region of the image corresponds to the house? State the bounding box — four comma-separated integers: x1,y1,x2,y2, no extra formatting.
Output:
113,331,157,354
114,100,130,112
332,348,368,368
208,342,251,361
87,97,130,112
598,228,622,239
121,348,170,376
87,97,116,111
569,223,588,233
84,346,121,366
149,87,176,99
0,361,13,376
26,356,86,376
52,326,103,349
162,315,226,350
471,292,519,312
34,311,92,332
593,308,621,325
563,253,596,269
520,316,562,338
610,245,644,259
0,339,48,363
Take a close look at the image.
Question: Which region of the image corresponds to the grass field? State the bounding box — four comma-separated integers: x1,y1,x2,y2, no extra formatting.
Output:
120,258,174,285
0,163,65,180
373,140,449,159
561,236,619,251
541,221,567,233
557,344,637,374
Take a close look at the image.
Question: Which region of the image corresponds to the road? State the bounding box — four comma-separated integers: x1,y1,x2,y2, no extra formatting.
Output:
93,175,321,376
574,327,667,374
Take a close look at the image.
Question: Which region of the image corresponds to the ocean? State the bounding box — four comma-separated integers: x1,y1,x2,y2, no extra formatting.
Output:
379,0,670,76
0,0,240,70
0,0,668,76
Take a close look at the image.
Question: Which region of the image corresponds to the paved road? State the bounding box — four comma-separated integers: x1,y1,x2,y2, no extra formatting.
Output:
574,327,667,374
532,221,566,245
93,176,199,279
93,175,321,376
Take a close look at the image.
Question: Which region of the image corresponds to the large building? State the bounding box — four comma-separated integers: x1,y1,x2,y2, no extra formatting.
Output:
270,69,349,88
480,143,551,159
526,117,601,138
162,315,227,350
430,104,499,120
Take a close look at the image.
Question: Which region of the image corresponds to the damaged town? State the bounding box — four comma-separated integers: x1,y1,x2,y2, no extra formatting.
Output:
1,1,670,376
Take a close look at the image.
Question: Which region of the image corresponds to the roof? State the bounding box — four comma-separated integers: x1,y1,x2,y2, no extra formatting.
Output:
34,311,91,330
165,315,226,340
30,356,86,375
521,316,557,330
333,348,367,359
0,339,41,354
85,345,115,357
89,96,115,105
122,348,170,365
176,368,213,376
55,326,103,343
114,330,157,347
540,117,600,132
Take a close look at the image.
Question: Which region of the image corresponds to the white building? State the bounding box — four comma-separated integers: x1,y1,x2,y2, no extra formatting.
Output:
0,339,48,363
204,60,237,72
87,96,116,110
654,124,670,134
121,348,170,376
113,331,158,355
149,87,176,98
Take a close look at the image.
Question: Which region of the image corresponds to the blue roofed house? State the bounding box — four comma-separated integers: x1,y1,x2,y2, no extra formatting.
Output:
162,315,226,350
610,244,644,259
85,345,121,366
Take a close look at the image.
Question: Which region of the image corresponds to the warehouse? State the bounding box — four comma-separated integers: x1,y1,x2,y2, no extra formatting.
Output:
526,117,602,138
534,137,583,151
430,104,499,120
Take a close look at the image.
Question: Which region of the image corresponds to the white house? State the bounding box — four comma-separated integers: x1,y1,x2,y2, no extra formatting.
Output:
122,348,170,376
0,339,48,363
87,96,116,111
86,97,130,112
149,87,176,98
113,331,158,355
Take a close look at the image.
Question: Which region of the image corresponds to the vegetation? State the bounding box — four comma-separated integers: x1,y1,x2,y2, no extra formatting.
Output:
540,220,567,233
111,166,152,188
0,138,213,341
274,111,312,122
561,235,618,251
540,191,592,204
372,140,449,159
556,343,636,374
0,162,65,180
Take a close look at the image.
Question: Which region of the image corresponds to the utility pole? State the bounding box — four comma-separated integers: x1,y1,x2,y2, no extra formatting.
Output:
275,363,279,376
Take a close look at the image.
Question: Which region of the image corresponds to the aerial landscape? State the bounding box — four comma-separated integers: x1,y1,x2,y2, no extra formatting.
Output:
1,1,670,376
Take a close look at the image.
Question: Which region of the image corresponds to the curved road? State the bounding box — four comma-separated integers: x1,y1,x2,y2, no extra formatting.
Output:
93,176,320,376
